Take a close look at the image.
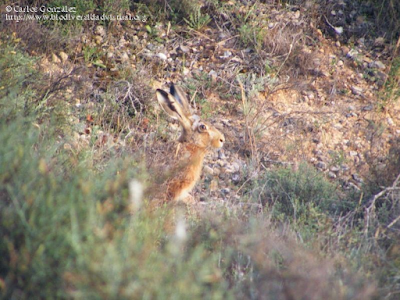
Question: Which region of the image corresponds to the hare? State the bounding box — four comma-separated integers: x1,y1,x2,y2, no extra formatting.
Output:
156,84,225,203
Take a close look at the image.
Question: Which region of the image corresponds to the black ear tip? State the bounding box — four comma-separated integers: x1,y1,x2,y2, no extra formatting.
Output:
169,84,176,95
157,89,169,97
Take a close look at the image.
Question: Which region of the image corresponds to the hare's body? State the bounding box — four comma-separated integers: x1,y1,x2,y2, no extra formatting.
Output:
156,85,224,203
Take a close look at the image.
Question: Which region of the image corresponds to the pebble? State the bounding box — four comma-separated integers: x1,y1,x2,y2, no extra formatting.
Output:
157,53,168,60
231,173,241,184
351,86,363,96
59,51,68,63
94,35,103,45
387,117,394,126
349,151,358,157
352,174,364,183
330,166,340,172
95,25,106,37
204,165,213,175
179,44,190,53
52,53,61,63
369,61,385,70
316,161,327,169
221,188,231,196
328,172,337,179
362,105,373,111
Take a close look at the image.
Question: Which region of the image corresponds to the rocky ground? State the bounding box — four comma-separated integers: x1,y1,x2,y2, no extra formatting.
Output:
35,1,400,205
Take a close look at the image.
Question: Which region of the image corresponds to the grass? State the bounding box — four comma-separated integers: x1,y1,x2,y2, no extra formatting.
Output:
2,1,400,299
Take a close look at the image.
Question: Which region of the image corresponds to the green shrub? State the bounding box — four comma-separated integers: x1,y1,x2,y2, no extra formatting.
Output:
254,163,339,219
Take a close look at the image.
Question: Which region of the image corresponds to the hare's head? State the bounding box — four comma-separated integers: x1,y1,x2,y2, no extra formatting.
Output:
156,84,224,150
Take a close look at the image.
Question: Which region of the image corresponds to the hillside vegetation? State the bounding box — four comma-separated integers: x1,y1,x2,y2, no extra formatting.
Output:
1,0,400,299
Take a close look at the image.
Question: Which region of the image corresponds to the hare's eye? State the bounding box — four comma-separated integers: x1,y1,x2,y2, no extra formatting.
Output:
199,124,207,131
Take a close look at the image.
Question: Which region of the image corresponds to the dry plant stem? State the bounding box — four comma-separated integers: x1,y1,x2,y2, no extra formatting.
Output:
238,78,259,163
364,173,400,234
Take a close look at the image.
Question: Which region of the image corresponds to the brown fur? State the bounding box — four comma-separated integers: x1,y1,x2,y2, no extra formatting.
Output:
156,85,225,203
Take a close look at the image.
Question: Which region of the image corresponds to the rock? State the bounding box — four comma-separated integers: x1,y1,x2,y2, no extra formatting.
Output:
387,117,394,126
374,37,385,47
59,51,68,63
369,61,385,70
120,52,129,62
156,53,168,60
362,104,373,111
316,161,327,169
51,53,61,63
204,165,214,175
220,51,232,59
231,173,241,184
341,46,350,56
119,37,127,48
179,44,190,53
220,188,231,196
217,160,226,167
146,43,156,51
352,174,364,183
341,165,350,172
351,86,363,96
210,178,219,192
95,25,106,37
208,70,218,81
330,166,340,172
328,172,337,179
349,151,358,157
94,35,103,45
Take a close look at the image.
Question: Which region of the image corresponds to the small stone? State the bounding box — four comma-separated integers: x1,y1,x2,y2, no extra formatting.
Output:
362,105,373,111
387,117,394,126
374,37,385,46
179,44,190,53
341,46,350,56
217,160,226,167
352,174,364,183
208,70,218,81
330,166,340,172
51,53,61,63
349,151,358,157
210,178,218,192
370,61,386,70
95,25,106,37
204,165,213,175
146,43,156,51
120,52,129,62
328,172,337,179
59,51,68,63
231,173,240,184
157,53,168,60
94,35,103,45
220,51,232,58
221,188,231,196
351,86,363,96
341,165,350,172
316,161,327,169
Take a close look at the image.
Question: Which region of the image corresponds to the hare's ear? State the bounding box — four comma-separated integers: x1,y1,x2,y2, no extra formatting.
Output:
156,88,192,132
170,84,191,115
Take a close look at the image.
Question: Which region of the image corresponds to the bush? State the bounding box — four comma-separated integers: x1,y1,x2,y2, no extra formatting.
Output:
254,163,339,219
